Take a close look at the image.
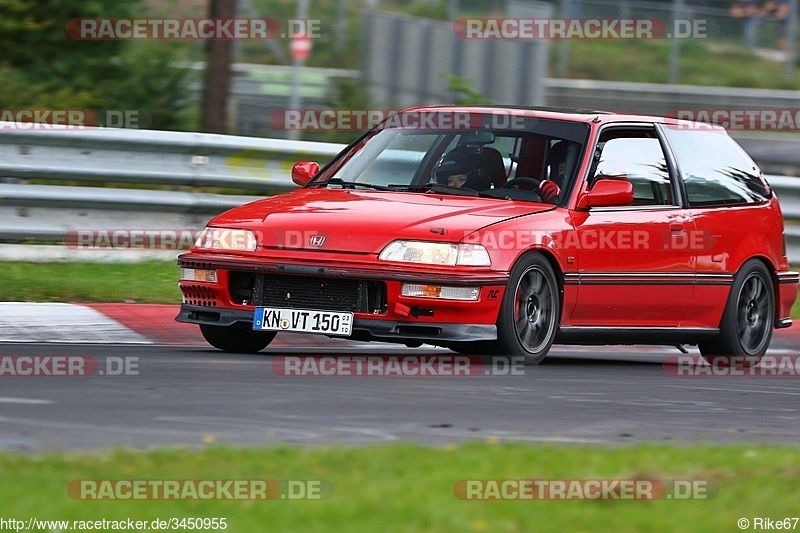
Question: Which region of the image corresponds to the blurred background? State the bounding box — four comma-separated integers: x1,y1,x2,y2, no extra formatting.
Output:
0,0,798,264
0,0,798,139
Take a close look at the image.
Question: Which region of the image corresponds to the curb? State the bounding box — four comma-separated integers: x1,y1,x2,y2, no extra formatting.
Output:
83,303,205,345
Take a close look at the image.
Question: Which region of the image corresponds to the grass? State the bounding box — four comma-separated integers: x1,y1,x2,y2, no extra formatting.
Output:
0,261,180,304
1,443,799,532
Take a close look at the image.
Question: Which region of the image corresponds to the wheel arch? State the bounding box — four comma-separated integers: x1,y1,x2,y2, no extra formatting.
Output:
507,246,565,322
744,254,780,327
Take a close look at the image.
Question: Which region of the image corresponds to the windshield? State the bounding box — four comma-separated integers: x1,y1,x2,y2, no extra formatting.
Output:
309,115,589,204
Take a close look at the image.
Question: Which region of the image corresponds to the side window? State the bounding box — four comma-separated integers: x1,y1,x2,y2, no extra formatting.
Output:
662,128,771,207
592,135,675,206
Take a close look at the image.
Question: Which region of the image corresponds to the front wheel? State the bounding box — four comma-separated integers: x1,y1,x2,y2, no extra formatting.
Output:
199,323,277,354
494,253,561,365
699,260,775,367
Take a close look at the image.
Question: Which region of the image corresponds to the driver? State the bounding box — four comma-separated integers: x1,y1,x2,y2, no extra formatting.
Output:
433,149,490,189
539,140,568,203
500,141,567,203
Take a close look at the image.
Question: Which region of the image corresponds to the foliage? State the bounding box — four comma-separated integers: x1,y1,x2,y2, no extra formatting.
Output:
0,0,195,130
446,74,491,105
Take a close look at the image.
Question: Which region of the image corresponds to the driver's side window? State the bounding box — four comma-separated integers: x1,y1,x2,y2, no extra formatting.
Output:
591,131,676,207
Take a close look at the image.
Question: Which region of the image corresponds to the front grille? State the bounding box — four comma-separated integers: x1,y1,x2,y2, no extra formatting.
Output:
181,284,218,307
251,274,387,313
263,276,359,311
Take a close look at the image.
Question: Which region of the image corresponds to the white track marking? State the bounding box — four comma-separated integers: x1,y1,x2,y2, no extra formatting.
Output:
0,302,150,344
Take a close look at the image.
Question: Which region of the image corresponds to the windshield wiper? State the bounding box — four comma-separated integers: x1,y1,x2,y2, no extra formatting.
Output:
398,183,486,197
323,178,393,191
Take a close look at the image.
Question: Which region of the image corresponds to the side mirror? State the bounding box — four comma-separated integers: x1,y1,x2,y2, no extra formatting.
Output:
576,179,634,209
291,161,320,186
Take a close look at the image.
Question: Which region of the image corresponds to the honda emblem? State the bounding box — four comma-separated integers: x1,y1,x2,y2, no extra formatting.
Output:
309,235,326,247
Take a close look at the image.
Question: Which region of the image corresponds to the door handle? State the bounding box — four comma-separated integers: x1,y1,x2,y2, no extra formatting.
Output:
669,223,685,234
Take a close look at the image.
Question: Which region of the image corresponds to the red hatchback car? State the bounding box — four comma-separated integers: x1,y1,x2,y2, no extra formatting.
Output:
177,106,799,365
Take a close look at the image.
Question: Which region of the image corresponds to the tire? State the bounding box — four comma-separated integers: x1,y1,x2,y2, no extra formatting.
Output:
199,323,276,354
494,253,561,365
699,259,775,367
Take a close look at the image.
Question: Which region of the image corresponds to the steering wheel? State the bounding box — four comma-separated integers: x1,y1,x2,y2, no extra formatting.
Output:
497,177,544,201
502,177,542,191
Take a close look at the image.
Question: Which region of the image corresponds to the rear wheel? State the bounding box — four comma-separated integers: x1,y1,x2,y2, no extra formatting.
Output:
199,323,276,354
495,253,561,365
699,260,774,367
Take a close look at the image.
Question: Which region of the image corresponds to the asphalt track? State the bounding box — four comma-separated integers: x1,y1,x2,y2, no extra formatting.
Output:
1,330,799,451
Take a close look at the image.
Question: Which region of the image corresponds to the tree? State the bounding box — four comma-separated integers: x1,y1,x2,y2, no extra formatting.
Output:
0,0,136,90
200,0,235,133
0,0,192,130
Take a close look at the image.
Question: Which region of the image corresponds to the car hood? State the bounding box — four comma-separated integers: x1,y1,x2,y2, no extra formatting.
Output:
209,188,555,254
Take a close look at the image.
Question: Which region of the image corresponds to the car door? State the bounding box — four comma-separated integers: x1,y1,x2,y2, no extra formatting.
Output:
566,127,697,327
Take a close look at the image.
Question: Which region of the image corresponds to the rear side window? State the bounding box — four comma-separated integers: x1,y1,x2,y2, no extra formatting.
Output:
663,128,771,207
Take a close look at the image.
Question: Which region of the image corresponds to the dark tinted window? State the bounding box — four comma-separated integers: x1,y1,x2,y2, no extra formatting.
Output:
663,128,771,207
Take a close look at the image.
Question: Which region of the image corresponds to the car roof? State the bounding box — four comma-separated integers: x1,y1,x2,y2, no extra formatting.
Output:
399,105,726,131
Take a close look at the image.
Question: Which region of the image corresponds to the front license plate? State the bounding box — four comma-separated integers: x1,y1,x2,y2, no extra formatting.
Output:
253,307,353,336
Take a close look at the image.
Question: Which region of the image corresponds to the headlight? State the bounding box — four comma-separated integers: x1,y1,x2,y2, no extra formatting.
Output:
378,240,491,266
195,227,257,252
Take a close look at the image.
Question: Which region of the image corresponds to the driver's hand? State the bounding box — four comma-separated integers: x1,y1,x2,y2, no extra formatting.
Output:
539,180,561,202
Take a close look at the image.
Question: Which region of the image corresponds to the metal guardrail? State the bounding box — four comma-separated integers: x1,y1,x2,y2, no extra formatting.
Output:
0,122,344,192
768,175,800,220
0,183,260,243
767,175,800,263
0,124,798,262
543,79,800,175
546,78,800,119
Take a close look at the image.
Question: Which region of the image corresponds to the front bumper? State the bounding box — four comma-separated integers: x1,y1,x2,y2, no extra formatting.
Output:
176,304,497,344
177,253,509,285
